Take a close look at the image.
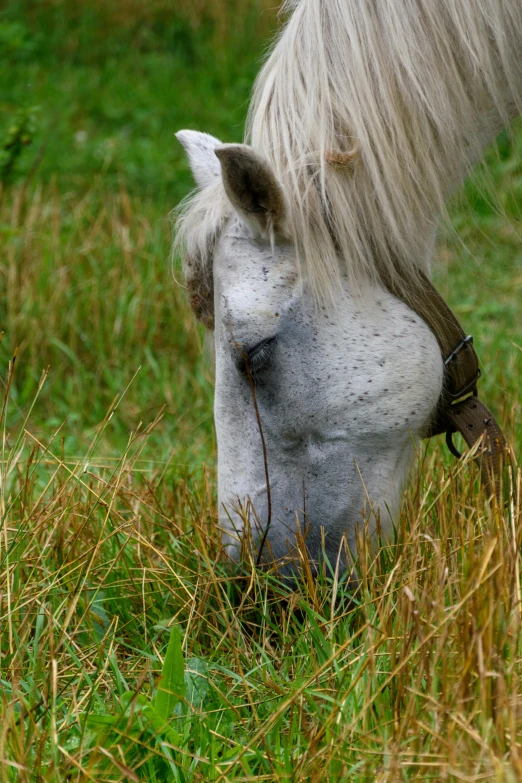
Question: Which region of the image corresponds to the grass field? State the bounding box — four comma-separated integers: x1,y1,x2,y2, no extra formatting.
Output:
0,2,521,780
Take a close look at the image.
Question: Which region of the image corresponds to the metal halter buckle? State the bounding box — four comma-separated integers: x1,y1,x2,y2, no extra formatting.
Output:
444,334,474,367
444,334,482,400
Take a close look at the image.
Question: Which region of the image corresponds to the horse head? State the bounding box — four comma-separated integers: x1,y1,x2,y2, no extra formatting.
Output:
176,130,443,573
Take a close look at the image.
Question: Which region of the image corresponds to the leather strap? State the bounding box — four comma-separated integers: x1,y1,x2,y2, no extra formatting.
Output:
445,396,506,490
379,267,508,493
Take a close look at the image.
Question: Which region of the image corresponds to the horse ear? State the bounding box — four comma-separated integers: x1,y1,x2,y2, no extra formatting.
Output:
176,130,222,189
214,144,288,237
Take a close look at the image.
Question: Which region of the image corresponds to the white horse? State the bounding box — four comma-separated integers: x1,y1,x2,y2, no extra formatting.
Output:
175,0,522,572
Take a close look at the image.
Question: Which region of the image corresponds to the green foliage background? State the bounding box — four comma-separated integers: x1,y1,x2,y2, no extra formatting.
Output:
0,0,275,196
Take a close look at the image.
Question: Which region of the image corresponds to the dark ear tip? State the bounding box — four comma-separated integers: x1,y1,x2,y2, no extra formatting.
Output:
214,144,241,162
215,144,259,165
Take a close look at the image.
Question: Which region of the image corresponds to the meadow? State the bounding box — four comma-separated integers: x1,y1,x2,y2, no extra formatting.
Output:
0,1,521,779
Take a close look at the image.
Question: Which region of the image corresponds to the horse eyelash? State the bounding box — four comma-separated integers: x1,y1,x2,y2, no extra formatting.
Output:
240,337,277,377
249,343,274,373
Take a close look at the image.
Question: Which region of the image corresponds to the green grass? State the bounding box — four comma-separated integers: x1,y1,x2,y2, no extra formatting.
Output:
0,0,276,199
0,2,521,780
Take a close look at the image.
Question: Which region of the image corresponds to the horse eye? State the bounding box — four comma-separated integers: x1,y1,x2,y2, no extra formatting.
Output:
237,336,277,377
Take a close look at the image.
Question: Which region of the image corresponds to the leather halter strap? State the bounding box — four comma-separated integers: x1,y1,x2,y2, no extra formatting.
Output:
380,268,508,492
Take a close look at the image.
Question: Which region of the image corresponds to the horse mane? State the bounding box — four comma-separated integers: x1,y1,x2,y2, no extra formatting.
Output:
247,0,522,298
176,0,522,312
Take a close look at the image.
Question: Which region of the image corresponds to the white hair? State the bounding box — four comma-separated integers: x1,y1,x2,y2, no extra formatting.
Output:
177,0,522,308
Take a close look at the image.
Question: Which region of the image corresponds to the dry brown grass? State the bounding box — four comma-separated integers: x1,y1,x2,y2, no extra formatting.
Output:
0,182,212,463
0,385,521,779
0,181,521,780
